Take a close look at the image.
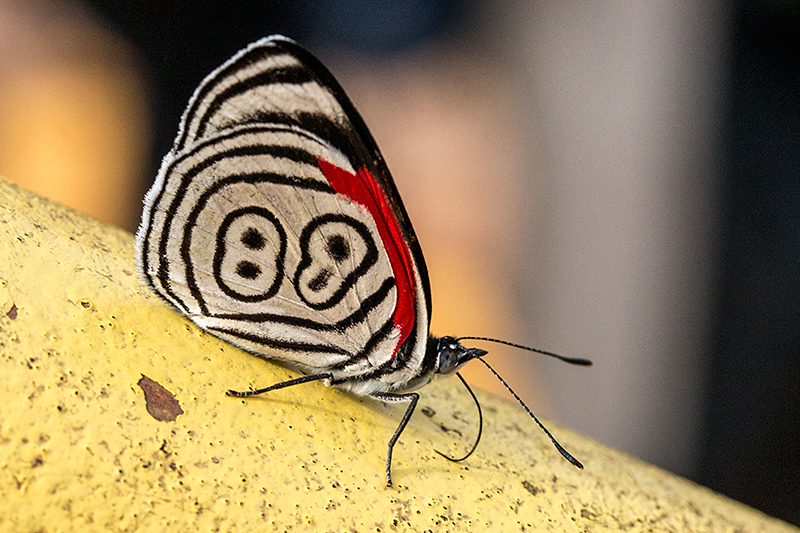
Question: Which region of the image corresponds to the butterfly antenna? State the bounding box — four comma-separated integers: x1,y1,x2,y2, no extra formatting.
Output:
473,356,584,471
434,371,483,462
457,336,592,367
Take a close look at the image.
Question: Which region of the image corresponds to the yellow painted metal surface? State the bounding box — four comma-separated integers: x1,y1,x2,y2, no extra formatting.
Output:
0,175,796,532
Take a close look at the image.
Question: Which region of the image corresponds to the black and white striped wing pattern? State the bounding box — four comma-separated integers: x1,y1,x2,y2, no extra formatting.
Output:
136,37,431,385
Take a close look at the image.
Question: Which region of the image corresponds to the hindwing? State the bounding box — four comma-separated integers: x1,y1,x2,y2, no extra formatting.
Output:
137,36,431,379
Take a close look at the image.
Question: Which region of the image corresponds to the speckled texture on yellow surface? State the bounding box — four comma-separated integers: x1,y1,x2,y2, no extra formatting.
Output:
0,176,796,532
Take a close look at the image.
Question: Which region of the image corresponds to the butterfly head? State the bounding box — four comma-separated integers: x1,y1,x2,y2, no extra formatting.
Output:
434,336,488,375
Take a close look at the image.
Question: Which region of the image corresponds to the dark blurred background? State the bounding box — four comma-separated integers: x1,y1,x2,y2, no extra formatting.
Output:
1,0,797,525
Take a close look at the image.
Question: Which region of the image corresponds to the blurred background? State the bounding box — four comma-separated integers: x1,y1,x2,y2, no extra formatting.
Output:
1,0,797,525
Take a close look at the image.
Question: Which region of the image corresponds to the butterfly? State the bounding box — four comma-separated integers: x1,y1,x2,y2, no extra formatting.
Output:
136,35,590,487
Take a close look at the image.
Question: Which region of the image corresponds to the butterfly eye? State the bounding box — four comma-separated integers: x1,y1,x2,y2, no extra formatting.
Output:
436,339,488,375
437,343,461,375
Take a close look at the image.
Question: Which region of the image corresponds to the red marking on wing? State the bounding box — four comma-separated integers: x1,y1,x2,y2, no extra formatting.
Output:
317,158,416,358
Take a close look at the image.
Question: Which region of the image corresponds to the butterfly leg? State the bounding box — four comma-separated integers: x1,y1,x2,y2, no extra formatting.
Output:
370,391,419,487
226,373,333,397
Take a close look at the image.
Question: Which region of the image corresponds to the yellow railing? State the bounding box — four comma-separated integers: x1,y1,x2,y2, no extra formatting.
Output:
0,176,795,532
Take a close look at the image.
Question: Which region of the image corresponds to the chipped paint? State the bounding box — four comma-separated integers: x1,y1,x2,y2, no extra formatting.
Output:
138,375,184,422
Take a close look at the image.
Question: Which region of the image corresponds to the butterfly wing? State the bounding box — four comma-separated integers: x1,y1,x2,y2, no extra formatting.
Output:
137,37,432,384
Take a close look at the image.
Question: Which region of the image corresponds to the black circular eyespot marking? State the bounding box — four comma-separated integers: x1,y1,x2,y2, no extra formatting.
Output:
241,227,266,250
294,213,380,310
236,260,262,280
213,206,286,302
326,234,350,263
308,269,332,292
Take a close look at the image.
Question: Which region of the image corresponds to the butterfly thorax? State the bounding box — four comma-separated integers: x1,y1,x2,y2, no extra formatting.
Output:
327,336,486,397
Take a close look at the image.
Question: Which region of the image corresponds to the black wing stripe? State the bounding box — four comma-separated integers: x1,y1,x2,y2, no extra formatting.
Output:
226,111,365,168
210,276,395,331
206,325,350,356
178,37,368,183
177,42,297,149
193,67,318,141
329,318,398,373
